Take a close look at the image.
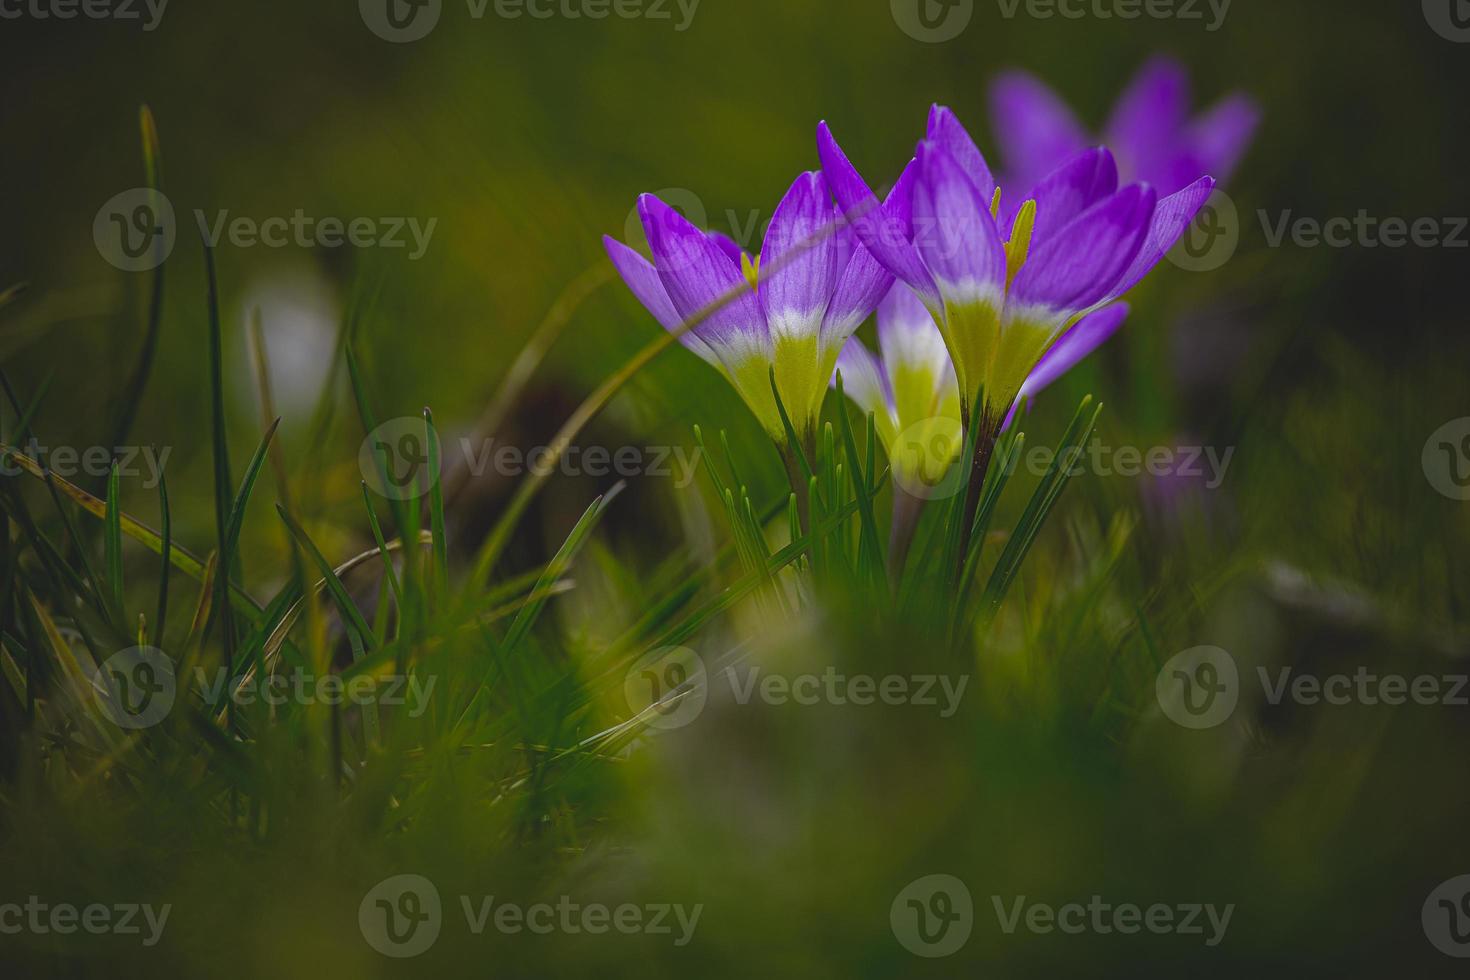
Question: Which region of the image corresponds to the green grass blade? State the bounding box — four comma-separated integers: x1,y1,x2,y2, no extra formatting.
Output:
104,463,123,618
275,504,379,650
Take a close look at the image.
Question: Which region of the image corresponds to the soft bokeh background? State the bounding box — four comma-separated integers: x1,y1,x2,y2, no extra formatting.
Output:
2,0,1469,975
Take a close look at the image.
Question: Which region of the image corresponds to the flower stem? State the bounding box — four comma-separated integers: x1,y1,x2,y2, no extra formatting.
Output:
782,438,812,538
888,486,926,581
955,412,998,581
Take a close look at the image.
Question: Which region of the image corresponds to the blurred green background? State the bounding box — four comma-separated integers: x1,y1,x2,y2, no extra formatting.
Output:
2,0,1469,975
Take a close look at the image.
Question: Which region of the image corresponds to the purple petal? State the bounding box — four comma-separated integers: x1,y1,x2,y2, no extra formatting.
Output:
639,194,768,353
1009,184,1156,316
911,141,1007,307
706,230,750,266
822,242,894,346
987,71,1089,193
1108,176,1216,299
818,121,940,310
1105,57,1190,184
1020,302,1128,396
1013,146,1119,244
1187,94,1259,187
926,105,997,200
759,171,839,337
605,235,722,365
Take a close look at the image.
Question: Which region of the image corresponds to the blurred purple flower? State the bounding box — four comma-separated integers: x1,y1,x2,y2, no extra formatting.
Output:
988,56,1259,196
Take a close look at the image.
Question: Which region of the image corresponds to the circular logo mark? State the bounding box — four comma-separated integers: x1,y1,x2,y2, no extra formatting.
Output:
94,188,176,272
624,646,707,731
360,416,442,501
1423,418,1470,500
91,646,176,729
1156,646,1239,729
891,0,974,42
360,0,442,42
891,416,965,501
1167,189,1238,273
1424,875,1470,957
360,874,442,958
891,874,973,958
1424,0,1470,42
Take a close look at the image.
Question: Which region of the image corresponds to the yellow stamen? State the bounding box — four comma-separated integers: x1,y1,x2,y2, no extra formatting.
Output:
990,187,1002,221
1005,199,1037,287
741,252,762,291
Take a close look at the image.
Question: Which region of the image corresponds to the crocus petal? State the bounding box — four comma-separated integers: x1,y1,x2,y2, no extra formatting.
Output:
1187,94,1259,187
1016,146,1120,245
987,71,1089,193
911,141,1007,310
1105,56,1190,179
759,171,839,344
639,194,769,363
817,121,940,310
832,338,893,415
1020,302,1128,397
1009,184,1155,320
706,230,749,267
1107,176,1216,299
876,282,949,377
605,235,729,371
822,241,894,348
926,105,997,200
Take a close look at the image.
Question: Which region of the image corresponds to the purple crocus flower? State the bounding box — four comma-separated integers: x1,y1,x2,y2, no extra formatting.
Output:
819,106,1214,435
604,171,895,442
989,56,1259,196
834,283,1130,470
